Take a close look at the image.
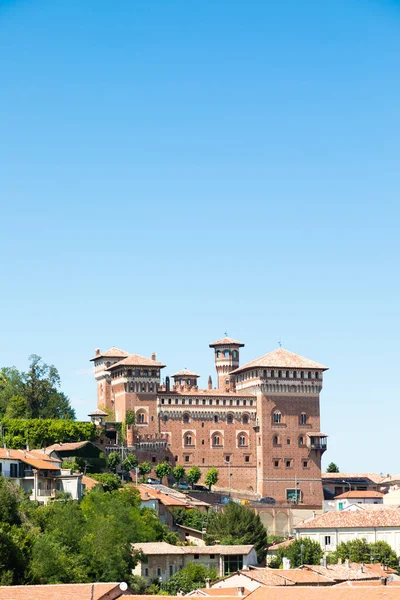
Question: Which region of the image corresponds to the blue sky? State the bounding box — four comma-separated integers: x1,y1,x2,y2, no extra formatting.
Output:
1,0,399,474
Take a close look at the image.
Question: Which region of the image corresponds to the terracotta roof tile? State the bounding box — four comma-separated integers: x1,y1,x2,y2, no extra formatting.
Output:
245,586,400,600
0,449,60,471
268,538,294,551
296,506,400,529
231,348,328,374
191,588,250,597
106,354,166,369
132,542,254,556
334,491,384,499
0,582,129,600
172,369,201,378
209,337,245,348
45,441,93,453
90,347,129,361
242,568,334,586
322,473,384,483
301,563,383,581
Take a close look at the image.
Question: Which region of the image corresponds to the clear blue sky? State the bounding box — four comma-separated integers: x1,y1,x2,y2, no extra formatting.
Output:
1,0,399,474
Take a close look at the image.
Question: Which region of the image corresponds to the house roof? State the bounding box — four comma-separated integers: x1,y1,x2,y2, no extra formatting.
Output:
105,354,166,369
296,506,400,529
240,568,334,586
380,474,400,484
132,542,254,556
0,449,60,471
335,491,384,499
300,563,387,581
172,369,201,378
245,586,400,600
88,409,109,417
209,337,245,348
45,441,94,453
90,347,129,361
231,348,328,374
135,484,210,508
188,588,250,597
81,475,102,491
0,582,132,600
322,473,384,484
268,538,294,551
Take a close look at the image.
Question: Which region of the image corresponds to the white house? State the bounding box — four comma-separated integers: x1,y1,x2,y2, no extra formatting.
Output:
334,490,384,511
0,448,83,503
132,542,257,581
295,504,400,554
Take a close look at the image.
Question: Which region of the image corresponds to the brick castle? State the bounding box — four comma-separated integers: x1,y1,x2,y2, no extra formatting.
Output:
91,338,328,504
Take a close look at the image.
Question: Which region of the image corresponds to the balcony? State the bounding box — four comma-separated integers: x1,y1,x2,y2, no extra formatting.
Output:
307,433,328,454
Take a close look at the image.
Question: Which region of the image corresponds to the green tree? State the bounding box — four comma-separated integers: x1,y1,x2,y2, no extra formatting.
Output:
125,410,136,425
205,468,219,490
173,465,185,485
331,539,398,568
4,396,30,419
161,563,217,595
206,501,268,563
90,473,121,491
171,508,205,531
0,368,25,416
326,462,340,473
138,461,152,481
154,461,172,483
187,466,201,488
122,453,138,472
107,452,121,473
22,355,75,419
269,537,323,568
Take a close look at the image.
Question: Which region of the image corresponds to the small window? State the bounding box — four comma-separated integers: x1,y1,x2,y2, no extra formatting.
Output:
286,459,292,468
202,458,205,463
225,378,229,385
210,554,215,559
183,414,190,423
245,456,250,463
135,369,140,376
233,350,237,358
202,440,205,445
214,415,218,423
287,438,290,445
299,436,304,445
308,371,312,379
194,554,199,560
201,422,204,427
213,435,221,446
224,455,230,463
303,460,309,468
301,371,304,378
224,350,229,358
239,435,246,446
300,413,307,425
274,460,279,468
286,370,289,378
271,370,275,378
315,372,319,379
152,456,156,463
273,411,281,424
243,415,249,424
324,536,331,547
169,565,173,576
227,414,233,424
202,399,206,405
273,435,279,446
145,567,149,576
293,371,297,379
217,351,221,358
278,370,282,378
157,568,161,577
144,370,148,377
185,434,192,446
184,455,190,462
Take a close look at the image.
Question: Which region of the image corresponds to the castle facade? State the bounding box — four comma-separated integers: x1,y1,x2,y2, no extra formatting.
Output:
91,338,328,504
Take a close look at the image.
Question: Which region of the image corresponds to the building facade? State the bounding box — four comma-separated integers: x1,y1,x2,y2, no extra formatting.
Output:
91,338,328,504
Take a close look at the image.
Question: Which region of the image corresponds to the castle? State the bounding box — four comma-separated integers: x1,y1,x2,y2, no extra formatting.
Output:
91,338,328,504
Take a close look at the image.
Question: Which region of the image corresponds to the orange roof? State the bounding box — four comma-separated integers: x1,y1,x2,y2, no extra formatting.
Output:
106,353,166,369
231,348,328,374
335,491,384,499
242,568,334,586
82,475,102,491
192,589,250,597
300,563,384,581
322,473,384,483
135,485,209,508
46,441,93,453
0,582,130,600
296,505,400,529
209,337,245,348
268,538,294,551
90,346,129,361
0,449,60,471
246,586,400,600
334,581,400,587
172,369,200,378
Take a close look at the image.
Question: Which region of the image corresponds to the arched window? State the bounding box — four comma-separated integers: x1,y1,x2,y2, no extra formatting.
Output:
273,435,279,446
227,414,233,424
263,369,267,378
233,350,237,358
315,372,319,379
271,370,275,378
214,415,219,423
300,412,307,425
217,350,221,358
135,369,140,376
212,433,222,447
187,379,191,385
301,371,304,379
183,414,190,423
242,414,249,425
163,415,168,423
299,435,304,446
273,410,282,424
225,378,229,385
308,371,312,379
286,370,289,378
293,371,297,379
287,438,291,445
278,370,282,378
184,433,193,446
238,433,248,447
137,411,147,424
143,370,148,377
224,349,230,358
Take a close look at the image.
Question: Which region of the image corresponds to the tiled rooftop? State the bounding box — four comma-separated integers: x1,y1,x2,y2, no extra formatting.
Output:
90,346,129,361
231,348,328,374
334,491,384,499
209,337,245,348
172,369,201,378
132,542,254,556
245,586,400,600
322,472,384,483
296,506,400,529
106,353,166,369
243,568,334,586
0,582,129,600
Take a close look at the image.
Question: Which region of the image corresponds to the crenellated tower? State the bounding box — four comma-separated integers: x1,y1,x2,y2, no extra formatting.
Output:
209,336,245,392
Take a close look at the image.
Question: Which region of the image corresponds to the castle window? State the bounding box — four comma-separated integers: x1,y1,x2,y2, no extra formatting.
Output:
227,414,233,424
161,399,165,405
175,399,178,404
299,435,304,445
242,415,249,425
273,435,279,446
224,350,229,358
223,400,226,406
163,415,168,423
184,433,193,446
315,372,319,379
189,399,192,405
233,350,237,358
209,399,213,405
286,459,292,468
238,433,248,447
293,371,297,379
308,371,312,379
202,458,205,464
202,399,206,405
127,370,132,377
137,411,147,424
202,440,204,445
250,400,253,406
287,438,291,445
135,369,140,376
151,370,156,377
274,460,279,468
214,415,218,423
303,460,309,468
217,351,221,358
301,371,304,379
278,370,282,378
263,370,267,378
273,411,282,424
143,370,148,377
245,455,250,463
216,399,219,405
300,412,307,425
182,399,185,404
184,455,190,463
183,414,190,423
243,400,246,406
286,370,289,378
168,398,171,405
271,370,275,378
212,433,222,447
201,422,204,428
152,456,156,463
187,379,191,385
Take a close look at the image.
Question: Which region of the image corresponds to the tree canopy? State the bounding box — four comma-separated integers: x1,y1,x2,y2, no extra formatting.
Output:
186,466,201,488
0,356,75,421
205,468,219,490
269,537,323,568
326,462,340,473
331,539,399,568
205,501,268,563
161,563,217,595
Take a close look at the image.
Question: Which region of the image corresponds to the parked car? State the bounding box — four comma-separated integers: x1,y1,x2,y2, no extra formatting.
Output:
147,478,160,485
259,497,276,504
172,482,191,490
193,484,209,492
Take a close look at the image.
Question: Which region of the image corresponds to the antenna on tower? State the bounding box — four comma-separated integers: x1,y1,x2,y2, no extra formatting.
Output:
278,339,283,348
224,331,228,337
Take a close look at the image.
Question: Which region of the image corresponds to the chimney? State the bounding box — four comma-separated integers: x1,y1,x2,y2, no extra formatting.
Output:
237,587,245,597
208,375,212,390
95,348,100,356
151,352,156,361
345,559,350,569
205,578,211,589
312,511,316,518
338,558,342,565
166,376,170,392
6,448,10,457
380,577,387,586
360,563,364,573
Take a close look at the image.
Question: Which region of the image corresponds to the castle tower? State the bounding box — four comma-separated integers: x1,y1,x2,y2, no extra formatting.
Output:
90,346,129,411
209,336,245,391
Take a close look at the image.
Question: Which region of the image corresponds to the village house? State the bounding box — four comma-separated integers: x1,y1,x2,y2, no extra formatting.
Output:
322,473,383,498
334,490,384,511
0,448,83,503
0,582,133,600
295,505,400,554
131,542,257,581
